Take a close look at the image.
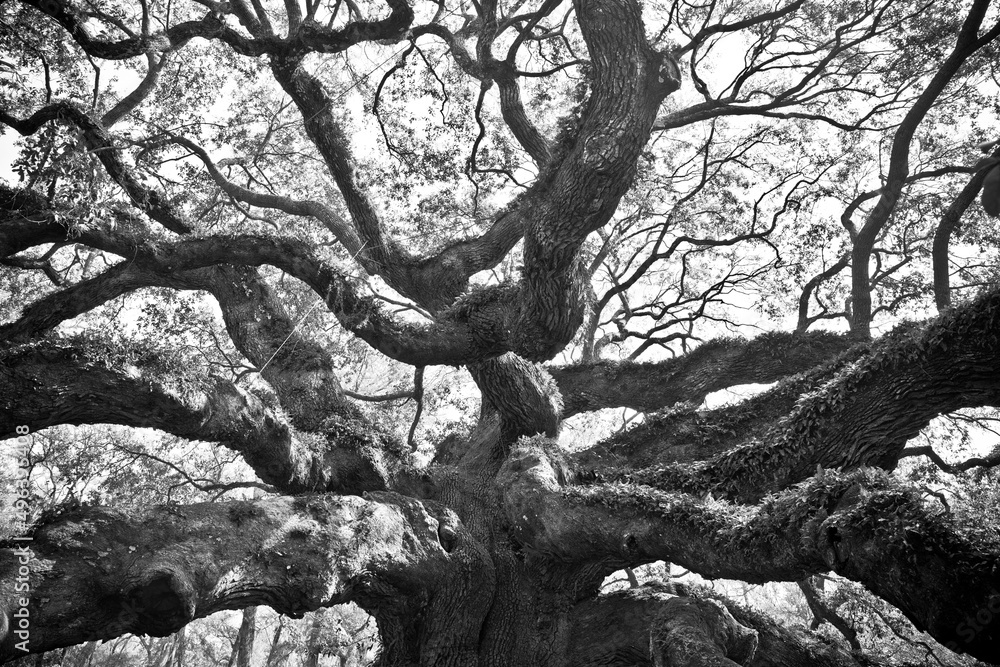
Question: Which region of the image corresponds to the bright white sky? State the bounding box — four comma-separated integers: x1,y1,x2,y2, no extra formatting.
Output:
0,132,17,182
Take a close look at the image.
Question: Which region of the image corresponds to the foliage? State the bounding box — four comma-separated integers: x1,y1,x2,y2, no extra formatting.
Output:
4,0,1000,664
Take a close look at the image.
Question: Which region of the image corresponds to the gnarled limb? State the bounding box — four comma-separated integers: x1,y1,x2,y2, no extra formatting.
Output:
270,52,527,311
569,342,874,471
0,195,617,365
495,69,553,166
0,186,67,257
16,0,414,59
584,288,1000,501
511,0,680,360
0,340,393,494
0,195,550,365
101,53,166,127
0,230,398,437
550,331,855,417
0,262,191,344
0,241,419,494
569,585,877,667
568,588,758,667
470,354,561,440
0,492,493,663
192,266,359,430
0,211,483,363
500,445,1000,663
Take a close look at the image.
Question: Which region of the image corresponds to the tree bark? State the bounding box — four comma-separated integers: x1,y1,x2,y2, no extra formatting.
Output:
501,443,1000,662
551,331,855,417
0,493,493,662
5,0,1000,665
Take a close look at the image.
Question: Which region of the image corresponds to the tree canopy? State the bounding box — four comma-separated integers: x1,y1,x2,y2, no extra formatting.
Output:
2,0,1000,665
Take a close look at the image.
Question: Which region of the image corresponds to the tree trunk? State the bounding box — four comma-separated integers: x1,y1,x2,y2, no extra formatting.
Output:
226,607,256,667
7,293,1000,665
5,0,1000,665
264,619,285,667
304,611,322,667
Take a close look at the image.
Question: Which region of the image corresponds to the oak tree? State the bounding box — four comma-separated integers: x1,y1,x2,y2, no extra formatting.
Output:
2,0,1000,665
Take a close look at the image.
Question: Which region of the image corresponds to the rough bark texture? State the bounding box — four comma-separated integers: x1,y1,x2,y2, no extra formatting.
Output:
4,0,1000,665
0,339,401,495
0,493,492,662
577,290,1000,502
551,331,856,417
568,588,759,667
568,586,873,667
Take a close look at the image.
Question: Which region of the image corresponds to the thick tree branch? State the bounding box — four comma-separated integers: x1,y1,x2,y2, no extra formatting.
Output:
0,195,613,365
1,270,419,495
16,0,413,59
568,589,758,667
569,352,864,472
191,266,358,429
0,252,374,435
569,585,876,667
0,340,396,494
0,242,354,429
500,447,1000,663
0,205,477,362
510,0,680,360
0,242,419,494
101,53,166,127
550,330,856,417
494,69,553,166
587,287,1000,501
0,261,183,343
0,492,492,662
269,53,526,311
458,354,563,471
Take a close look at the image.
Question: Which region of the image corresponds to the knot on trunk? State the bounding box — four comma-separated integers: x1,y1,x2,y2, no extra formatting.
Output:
470,354,563,441
653,52,682,96
121,568,196,637
653,596,758,666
